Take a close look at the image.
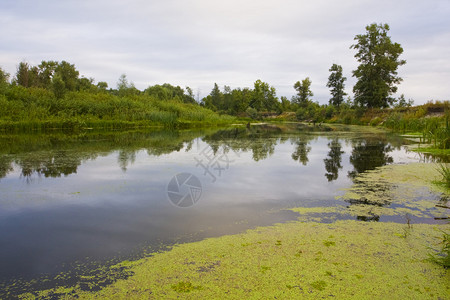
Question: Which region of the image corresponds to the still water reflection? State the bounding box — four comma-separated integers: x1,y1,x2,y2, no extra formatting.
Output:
0,124,422,287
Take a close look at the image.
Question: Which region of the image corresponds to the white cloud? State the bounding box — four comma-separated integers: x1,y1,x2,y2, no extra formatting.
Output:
1,0,449,104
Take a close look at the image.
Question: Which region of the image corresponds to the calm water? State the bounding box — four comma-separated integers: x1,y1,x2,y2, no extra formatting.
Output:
0,124,426,293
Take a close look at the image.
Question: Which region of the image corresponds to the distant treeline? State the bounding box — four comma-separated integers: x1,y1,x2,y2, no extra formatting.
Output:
0,61,237,131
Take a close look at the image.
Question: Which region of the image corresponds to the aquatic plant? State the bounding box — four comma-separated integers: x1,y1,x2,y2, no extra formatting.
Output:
436,163,450,189
429,231,450,268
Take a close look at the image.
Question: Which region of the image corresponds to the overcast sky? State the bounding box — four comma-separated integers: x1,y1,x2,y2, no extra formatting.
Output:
1,0,449,104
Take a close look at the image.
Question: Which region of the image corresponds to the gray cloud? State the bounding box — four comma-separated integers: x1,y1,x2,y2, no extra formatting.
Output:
1,0,449,104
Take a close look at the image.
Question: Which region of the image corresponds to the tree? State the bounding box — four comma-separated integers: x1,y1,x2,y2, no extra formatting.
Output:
38,60,58,89
54,61,79,91
351,23,406,108
293,77,313,107
77,77,95,91
326,64,347,107
117,74,139,97
0,67,9,93
52,74,66,99
16,62,31,87
395,94,414,108
97,81,108,91
280,96,291,112
250,80,279,112
210,83,223,110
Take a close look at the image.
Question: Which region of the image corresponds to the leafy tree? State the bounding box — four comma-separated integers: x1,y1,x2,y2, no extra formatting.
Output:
77,77,95,91
52,75,66,99
395,94,414,108
293,77,313,107
38,61,58,88
0,67,9,93
250,80,279,112
145,84,172,100
326,64,347,107
280,96,291,112
351,23,406,108
15,62,32,87
210,83,223,110
97,81,108,91
54,61,79,91
117,74,139,97
145,83,194,103
184,86,196,104
230,87,252,114
222,85,233,112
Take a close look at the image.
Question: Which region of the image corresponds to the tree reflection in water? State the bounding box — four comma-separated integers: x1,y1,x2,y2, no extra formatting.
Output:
323,138,344,181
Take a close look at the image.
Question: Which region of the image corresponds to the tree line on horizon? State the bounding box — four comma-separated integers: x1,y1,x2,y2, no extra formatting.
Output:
0,23,413,121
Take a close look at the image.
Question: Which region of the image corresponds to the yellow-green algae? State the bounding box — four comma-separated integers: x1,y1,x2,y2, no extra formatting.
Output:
334,163,449,220
19,162,449,299
32,221,448,299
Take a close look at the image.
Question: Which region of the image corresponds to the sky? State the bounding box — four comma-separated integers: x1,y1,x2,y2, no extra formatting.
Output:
0,0,449,104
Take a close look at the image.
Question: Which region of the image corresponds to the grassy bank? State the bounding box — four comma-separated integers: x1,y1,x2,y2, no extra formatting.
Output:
0,87,235,131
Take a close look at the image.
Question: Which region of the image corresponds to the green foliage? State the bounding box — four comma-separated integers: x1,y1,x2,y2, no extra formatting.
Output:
251,79,280,112
293,77,313,107
245,107,258,120
395,94,414,108
351,23,406,108
383,104,449,149
0,86,234,131
201,81,280,115
116,74,139,97
429,231,450,268
436,163,450,189
0,67,10,94
145,83,195,104
326,64,347,107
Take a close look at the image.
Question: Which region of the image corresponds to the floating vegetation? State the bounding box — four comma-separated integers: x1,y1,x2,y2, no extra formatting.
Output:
43,220,448,299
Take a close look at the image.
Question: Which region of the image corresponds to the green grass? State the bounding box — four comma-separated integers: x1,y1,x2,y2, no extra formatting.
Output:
429,231,450,268
436,163,450,189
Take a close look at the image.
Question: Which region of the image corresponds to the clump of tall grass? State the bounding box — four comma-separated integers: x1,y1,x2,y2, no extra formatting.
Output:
429,231,450,268
436,163,450,189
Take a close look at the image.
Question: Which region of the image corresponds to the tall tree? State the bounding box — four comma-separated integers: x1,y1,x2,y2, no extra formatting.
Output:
210,83,223,110
38,60,58,89
326,64,347,107
251,80,279,112
55,61,79,91
16,62,31,87
293,77,313,107
0,67,9,93
351,23,406,108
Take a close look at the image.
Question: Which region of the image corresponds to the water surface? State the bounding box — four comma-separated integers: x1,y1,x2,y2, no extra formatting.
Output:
0,124,428,294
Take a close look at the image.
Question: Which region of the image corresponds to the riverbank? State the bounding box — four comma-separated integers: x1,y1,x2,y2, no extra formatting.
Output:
0,89,236,131
18,162,449,299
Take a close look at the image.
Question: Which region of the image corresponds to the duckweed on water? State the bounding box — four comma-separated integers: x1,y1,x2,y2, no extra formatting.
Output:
335,163,449,220
44,220,448,299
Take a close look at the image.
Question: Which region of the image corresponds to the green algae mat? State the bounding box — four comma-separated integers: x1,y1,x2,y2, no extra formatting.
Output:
17,163,450,299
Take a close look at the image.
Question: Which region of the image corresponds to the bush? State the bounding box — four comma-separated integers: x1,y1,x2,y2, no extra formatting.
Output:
246,107,258,120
